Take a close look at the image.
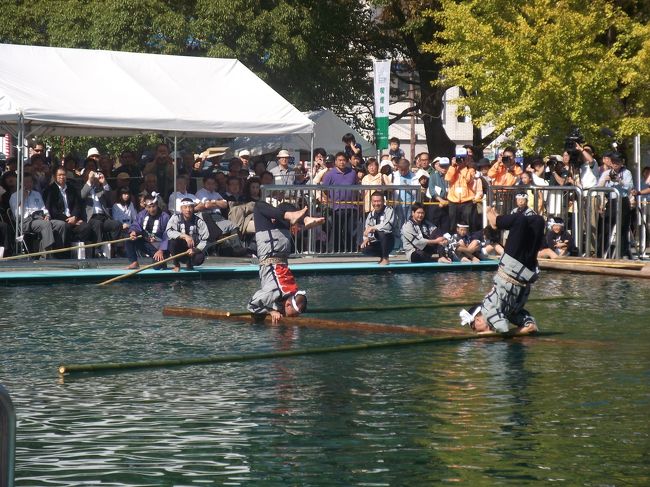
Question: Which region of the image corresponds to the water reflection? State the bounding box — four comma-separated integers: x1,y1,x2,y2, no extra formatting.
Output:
1,273,648,485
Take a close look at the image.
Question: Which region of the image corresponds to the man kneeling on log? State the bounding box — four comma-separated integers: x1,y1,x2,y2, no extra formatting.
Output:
459,206,544,334
247,202,324,324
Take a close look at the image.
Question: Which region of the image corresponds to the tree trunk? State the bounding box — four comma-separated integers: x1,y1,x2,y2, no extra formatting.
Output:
420,79,455,158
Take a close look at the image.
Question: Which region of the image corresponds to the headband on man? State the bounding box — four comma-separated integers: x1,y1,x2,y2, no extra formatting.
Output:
290,290,308,313
459,305,481,327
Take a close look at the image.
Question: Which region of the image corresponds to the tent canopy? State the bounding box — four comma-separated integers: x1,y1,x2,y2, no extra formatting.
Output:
0,43,313,137
230,109,373,157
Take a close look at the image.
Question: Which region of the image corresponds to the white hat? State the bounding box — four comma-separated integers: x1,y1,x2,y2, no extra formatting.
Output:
277,149,291,158
379,160,393,169
515,192,528,199
414,169,429,179
87,147,100,158
238,149,251,159
434,157,450,166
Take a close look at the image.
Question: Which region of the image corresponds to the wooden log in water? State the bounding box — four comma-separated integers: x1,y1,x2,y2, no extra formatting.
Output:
218,296,573,316
59,330,546,375
163,306,466,336
540,258,645,270
539,260,650,278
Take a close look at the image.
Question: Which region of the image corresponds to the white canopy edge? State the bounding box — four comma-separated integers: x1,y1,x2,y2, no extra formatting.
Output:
0,43,313,137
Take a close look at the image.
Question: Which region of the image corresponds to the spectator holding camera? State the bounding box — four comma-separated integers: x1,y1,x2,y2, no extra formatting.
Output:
81,169,122,254
597,152,634,258
445,147,477,233
488,147,522,186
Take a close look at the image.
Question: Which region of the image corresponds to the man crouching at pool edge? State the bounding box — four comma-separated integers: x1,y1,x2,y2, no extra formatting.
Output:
459,206,544,335
247,201,324,324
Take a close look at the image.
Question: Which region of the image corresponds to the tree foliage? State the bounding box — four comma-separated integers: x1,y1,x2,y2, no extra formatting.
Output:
0,0,382,142
428,0,650,153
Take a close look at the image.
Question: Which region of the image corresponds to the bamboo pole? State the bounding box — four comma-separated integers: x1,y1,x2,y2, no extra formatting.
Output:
163,306,468,336
0,235,139,261
98,250,191,286
217,296,573,316
59,330,549,375
97,234,238,286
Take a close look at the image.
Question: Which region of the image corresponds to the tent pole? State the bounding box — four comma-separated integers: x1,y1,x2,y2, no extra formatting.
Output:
15,115,25,250
173,135,178,199
308,132,315,254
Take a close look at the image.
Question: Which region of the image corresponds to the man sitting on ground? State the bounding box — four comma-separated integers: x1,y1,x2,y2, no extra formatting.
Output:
538,217,576,259
125,193,170,269
401,202,450,263
165,197,209,271
360,192,396,265
459,207,544,334
247,202,324,324
452,222,482,262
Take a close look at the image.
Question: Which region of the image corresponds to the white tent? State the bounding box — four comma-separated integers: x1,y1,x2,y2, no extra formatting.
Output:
230,109,373,157
0,43,313,244
0,43,313,137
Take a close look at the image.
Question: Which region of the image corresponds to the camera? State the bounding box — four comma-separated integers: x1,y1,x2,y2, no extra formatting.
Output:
564,127,584,152
609,169,619,182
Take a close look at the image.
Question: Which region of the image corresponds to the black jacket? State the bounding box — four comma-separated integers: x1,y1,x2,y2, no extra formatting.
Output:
43,182,85,221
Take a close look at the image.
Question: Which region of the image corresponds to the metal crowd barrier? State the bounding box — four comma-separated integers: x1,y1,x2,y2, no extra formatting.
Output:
487,185,583,250
636,199,649,258
0,385,15,487
585,187,622,259
260,184,422,255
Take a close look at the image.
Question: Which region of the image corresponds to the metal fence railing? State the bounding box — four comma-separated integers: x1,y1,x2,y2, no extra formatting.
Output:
260,184,423,255
257,181,646,259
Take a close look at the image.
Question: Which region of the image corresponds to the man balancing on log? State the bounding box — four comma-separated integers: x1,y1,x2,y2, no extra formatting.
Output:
459,206,545,335
247,202,324,324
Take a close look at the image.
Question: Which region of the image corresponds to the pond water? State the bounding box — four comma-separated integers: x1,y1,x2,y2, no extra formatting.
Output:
0,270,648,486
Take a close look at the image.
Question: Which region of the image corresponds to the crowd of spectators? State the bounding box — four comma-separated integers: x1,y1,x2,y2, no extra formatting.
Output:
0,134,648,263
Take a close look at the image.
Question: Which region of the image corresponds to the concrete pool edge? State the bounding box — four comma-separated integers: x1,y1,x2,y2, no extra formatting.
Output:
0,259,498,285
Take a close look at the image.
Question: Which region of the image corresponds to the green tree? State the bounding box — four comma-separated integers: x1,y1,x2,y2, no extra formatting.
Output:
428,0,650,153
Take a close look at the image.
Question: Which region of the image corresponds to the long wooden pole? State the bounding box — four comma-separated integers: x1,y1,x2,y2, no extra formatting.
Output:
217,296,572,316
59,330,549,375
0,235,139,261
97,234,238,286
162,306,609,348
97,250,191,286
163,305,467,336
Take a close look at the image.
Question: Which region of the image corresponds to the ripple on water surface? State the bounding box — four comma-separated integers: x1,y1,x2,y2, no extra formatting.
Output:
1,273,649,485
